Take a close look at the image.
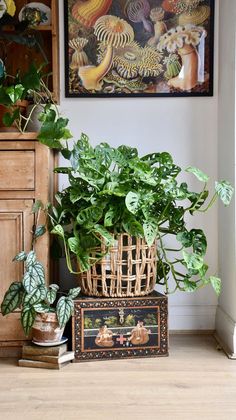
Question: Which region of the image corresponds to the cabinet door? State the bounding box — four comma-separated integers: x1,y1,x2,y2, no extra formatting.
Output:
0,200,34,343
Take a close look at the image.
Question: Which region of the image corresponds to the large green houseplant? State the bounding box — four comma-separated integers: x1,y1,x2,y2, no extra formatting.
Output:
1,201,80,341
37,109,234,296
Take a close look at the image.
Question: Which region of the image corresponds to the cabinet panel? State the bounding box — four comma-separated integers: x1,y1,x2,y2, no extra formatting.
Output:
0,151,35,190
0,313,28,342
0,200,34,308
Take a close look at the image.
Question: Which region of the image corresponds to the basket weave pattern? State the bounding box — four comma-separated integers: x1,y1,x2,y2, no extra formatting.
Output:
80,234,157,297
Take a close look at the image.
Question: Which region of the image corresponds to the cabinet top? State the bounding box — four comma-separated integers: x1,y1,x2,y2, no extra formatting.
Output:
0,132,38,141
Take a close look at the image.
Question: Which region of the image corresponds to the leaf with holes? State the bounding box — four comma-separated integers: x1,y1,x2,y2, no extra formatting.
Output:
21,306,36,336
104,207,118,227
192,230,207,256
215,181,234,206
93,225,114,246
77,206,103,226
56,296,74,328
186,166,209,182
122,215,143,238
183,251,204,271
183,279,198,292
125,192,140,214
210,276,221,296
143,221,157,247
1,282,23,315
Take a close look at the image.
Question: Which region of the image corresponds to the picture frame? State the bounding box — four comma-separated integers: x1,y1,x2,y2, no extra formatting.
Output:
64,0,215,98
72,292,168,362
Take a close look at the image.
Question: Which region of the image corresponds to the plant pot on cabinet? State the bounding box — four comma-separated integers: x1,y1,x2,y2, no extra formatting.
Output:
0,100,28,131
25,104,44,132
79,233,157,298
31,312,64,343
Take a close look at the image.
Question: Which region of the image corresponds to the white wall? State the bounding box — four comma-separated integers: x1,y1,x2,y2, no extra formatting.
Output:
58,1,219,330
216,0,236,355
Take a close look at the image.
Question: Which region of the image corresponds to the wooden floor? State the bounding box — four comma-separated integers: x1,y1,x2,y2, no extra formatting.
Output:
1,335,236,420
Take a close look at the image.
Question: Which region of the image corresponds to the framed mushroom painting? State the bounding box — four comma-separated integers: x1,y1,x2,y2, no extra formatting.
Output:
64,0,215,97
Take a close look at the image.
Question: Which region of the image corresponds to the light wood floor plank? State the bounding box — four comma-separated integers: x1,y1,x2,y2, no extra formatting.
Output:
1,335,236,420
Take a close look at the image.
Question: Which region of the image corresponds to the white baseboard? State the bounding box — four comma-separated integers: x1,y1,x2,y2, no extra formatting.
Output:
169,304,217,330
215,306,236,357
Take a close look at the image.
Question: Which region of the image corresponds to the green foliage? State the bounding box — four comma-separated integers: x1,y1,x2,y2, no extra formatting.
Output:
0,64,42,128
38,135,233,296
0,201,81,336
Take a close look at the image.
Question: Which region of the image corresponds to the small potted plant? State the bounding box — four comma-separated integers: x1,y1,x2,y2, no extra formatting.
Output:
0,201,80,343
0,63,52,132
37,120,234,298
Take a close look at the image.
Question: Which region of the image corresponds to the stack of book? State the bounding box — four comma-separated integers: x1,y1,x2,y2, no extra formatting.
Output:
19,343,74,369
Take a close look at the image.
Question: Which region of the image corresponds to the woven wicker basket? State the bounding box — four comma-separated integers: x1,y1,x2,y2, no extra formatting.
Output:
79,234,157,297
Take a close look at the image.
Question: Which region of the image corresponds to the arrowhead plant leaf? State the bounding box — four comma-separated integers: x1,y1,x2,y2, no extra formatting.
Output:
56,297,74,329
21,306,36,336
1,282,23,315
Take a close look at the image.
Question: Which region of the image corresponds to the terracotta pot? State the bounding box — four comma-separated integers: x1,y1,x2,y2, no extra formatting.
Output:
32,312,64,343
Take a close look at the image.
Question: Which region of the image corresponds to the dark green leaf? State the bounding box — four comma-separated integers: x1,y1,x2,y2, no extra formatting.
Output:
93,225,114,246
77,206,103,225
3,108,20,127
122,215,144,237
1,282,22,315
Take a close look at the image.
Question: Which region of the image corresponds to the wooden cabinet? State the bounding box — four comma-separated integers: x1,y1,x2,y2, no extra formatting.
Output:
0,133,56,356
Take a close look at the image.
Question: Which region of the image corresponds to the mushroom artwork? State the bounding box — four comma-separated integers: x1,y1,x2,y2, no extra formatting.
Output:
158,25,207,91
98,41,163,80
69,37,89,70
161,0,209,26
72,0,112,28
78,15,134,91
125,0,153,33
148,7,167,47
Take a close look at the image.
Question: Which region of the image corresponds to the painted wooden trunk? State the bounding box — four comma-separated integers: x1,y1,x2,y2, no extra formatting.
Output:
72,291,168,362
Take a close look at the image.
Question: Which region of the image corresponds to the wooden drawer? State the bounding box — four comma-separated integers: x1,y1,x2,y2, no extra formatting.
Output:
0,151,35,190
